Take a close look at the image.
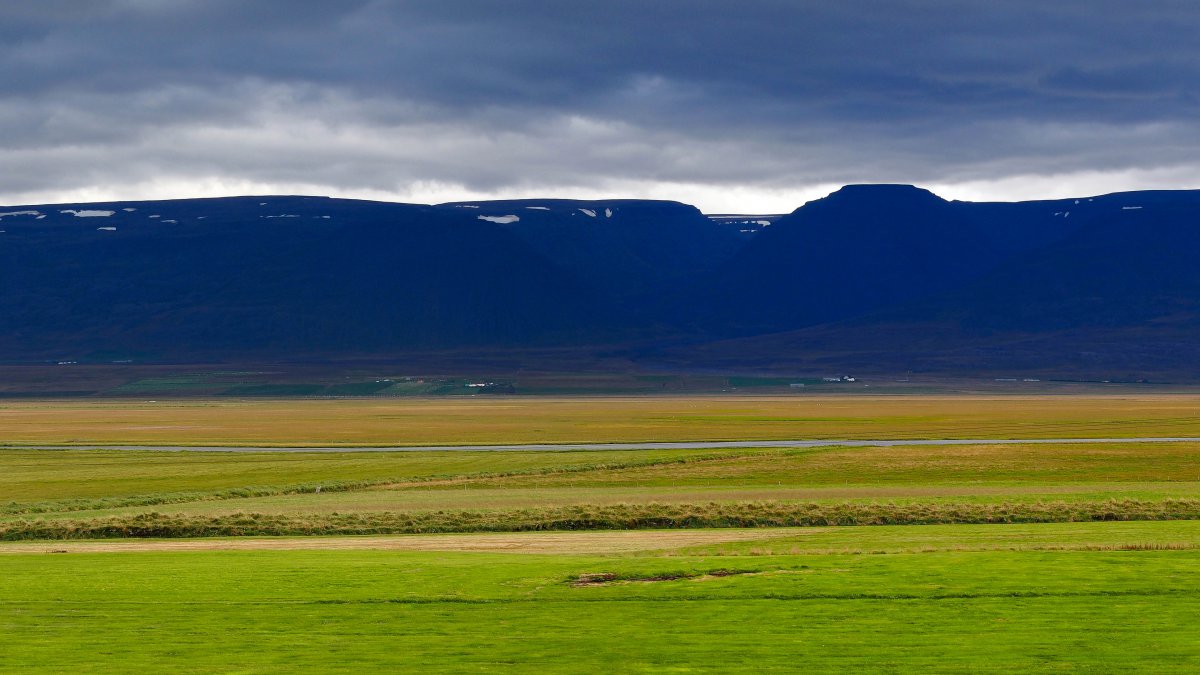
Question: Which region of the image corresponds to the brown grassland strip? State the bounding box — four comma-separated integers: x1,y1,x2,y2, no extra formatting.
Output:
6,499,1200,540
3,394,1200,446
0,529,795,554
6,521,1199,555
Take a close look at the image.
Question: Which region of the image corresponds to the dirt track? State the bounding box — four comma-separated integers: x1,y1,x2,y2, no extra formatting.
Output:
0,528,802,555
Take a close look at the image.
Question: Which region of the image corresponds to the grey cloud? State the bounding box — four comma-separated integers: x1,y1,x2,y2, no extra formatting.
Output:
2,1,1200,207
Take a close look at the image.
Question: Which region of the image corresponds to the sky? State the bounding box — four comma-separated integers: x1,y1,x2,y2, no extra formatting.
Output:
3,1,1199,213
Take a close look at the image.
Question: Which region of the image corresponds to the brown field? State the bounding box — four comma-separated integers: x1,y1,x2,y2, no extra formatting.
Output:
2,394,1200,446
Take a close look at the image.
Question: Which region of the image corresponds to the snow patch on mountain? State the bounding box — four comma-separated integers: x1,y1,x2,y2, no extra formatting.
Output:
477,214,520,224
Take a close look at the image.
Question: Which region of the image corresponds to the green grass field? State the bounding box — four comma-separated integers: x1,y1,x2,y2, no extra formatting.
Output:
3,395,1200,671
3,524,1200,671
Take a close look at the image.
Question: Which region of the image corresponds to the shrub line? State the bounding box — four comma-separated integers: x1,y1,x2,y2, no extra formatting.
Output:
5,499,1199,540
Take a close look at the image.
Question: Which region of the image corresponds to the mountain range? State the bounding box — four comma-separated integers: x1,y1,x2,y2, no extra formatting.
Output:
2,185,1198,379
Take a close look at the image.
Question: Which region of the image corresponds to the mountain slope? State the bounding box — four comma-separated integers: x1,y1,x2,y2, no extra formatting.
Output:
662,188,1200,377
680,184,1084,336
438,198,741,299
0,196,614,358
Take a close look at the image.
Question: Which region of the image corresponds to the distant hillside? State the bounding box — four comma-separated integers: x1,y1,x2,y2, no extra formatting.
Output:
0,197,613,358
658,187,1200,378
3,186,1200,379
438,198,739,299
677,184,1082,335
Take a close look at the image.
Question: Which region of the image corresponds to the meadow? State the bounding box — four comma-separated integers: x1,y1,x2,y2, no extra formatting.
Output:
3,525,1200,671
2,394,1199,671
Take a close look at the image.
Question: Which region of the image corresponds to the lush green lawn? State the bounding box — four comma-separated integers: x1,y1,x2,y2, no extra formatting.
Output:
676,519,1200,555
2,524,1200,672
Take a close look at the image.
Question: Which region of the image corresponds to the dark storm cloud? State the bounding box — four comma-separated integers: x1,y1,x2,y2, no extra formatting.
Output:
3,1,1199,209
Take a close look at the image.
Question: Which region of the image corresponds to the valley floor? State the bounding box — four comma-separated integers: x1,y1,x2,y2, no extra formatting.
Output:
2,394,1199,671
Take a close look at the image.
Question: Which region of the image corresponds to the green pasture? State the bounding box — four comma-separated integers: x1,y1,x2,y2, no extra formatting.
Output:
2,523,1200,672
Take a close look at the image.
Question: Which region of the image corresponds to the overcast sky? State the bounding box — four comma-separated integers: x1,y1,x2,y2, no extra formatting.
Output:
3,1,1199,212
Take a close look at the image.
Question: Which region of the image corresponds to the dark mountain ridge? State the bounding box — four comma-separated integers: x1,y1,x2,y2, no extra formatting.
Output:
3,186,1200,377
679,184,1088,336
436,198,738,299
0,196,610,357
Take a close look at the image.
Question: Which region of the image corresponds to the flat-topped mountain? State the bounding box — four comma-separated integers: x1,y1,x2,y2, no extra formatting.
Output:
437,198,737,297
3,186,1200,378
0,196,732,359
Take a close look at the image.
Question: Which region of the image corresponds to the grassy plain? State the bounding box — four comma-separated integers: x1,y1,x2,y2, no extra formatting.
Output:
5,441,1198,526
3,394,1200,671
3,526,1200,671
0,446,724,504
2,394,1200,446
